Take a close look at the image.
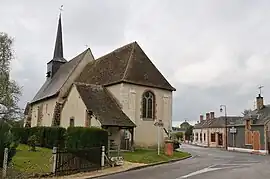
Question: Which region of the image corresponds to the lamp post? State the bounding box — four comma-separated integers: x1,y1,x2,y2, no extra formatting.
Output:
220,105,228,150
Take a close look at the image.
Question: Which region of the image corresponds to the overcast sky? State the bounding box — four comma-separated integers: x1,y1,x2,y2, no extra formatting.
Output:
2,0,270,127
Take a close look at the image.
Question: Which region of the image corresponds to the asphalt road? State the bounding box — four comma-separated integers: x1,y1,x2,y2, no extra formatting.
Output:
96,144,270,179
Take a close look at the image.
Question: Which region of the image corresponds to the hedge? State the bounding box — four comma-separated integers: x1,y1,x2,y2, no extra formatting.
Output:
66,127,108,149
12,126,108,150
12,127,66,149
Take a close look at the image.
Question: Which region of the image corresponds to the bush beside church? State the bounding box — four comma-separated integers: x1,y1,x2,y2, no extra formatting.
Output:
11,126,108,150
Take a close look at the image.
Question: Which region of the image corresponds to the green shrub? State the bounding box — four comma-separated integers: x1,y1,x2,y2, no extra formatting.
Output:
66,127,108,149
28,135,38,151
0,121,18,167
42,127,66,148
11,126,108,150
11,127,28,143
11,126,66,149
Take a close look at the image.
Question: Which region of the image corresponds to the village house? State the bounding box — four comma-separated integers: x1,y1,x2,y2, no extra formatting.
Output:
193,112,214,147
227,94,270,155
24,14,176,149
193,112,242,148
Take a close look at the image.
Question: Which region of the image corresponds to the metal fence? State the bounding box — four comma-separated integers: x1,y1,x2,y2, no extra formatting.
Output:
53,147,102,176
1,146,105,178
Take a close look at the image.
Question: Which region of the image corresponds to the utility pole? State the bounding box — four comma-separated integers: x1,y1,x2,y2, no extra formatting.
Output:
220,105,228,150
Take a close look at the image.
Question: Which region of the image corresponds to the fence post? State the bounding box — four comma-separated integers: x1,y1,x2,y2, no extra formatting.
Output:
118,144,120,156
52,147,57,174
101,146,105,169
2,148,8,178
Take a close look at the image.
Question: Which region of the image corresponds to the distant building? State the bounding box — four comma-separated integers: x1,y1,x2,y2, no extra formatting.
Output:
172,120,191,133
193,112,242,148
228,94,270,155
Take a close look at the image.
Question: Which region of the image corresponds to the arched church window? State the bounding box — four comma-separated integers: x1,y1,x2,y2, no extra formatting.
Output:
142,91,155,120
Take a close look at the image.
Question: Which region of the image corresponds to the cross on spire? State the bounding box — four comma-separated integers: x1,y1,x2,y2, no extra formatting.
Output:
59,5,64,13
258,85,264,96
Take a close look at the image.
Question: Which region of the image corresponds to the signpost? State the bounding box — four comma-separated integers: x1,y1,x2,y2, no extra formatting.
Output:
154,120,164,155
229,127,237,147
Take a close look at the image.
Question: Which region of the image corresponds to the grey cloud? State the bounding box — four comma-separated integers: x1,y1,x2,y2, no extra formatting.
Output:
2,0,270,125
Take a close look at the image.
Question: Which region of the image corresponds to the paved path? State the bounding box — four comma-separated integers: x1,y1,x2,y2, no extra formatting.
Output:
94,144,270,179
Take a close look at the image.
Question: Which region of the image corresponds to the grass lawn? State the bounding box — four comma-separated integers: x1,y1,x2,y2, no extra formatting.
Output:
123,149,191,164
12,144,52,174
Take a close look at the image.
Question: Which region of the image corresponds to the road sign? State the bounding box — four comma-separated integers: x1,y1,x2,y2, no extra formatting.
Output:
154,120,163,156
229,127,237,134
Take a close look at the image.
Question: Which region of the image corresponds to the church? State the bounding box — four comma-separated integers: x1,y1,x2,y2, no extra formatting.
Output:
24,14,176,148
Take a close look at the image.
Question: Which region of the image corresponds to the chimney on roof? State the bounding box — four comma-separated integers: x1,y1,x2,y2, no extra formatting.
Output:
200,115,204,122
256,94,264,110
206,113,210,120
210,112,215,119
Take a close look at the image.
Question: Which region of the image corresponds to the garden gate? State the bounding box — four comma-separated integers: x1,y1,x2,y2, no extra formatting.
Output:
54,147,102,176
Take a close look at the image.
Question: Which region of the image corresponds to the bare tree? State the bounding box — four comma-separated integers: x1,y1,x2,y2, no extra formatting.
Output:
0,32,22,121
241,109,252,116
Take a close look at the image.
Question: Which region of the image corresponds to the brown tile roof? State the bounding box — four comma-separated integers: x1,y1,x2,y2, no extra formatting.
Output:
76,42,176,91
194,116,243,129
242,104,270,125
75,83,136,127
31,49,90,103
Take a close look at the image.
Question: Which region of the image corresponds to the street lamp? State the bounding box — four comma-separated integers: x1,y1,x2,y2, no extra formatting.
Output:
220,105,228,150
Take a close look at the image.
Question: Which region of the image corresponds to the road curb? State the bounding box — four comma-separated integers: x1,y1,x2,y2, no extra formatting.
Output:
126,155,192,171
87,154,192,179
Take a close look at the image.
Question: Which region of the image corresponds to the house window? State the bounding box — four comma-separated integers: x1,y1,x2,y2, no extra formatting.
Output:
200,133,202,141
246,120,251,130
142,91,155,120
211,133,216,142
195,133,198,141
204,133,206,141
37,106,42,126
69,117,75,127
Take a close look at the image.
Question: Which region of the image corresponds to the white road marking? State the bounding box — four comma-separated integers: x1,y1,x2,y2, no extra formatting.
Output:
177,163,253,179
177,167,224,178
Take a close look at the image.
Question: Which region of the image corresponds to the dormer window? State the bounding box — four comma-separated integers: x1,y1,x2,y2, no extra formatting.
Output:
246,119,251,130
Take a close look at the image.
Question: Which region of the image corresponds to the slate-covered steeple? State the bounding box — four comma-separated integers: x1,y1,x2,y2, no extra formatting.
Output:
46,13,67,78
53,14,64,60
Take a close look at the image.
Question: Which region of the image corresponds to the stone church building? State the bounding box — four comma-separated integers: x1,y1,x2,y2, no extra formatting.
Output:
24,14,176,148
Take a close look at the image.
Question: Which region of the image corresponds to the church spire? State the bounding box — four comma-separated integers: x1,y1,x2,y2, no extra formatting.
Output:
46,8,66,79
53,13,64,60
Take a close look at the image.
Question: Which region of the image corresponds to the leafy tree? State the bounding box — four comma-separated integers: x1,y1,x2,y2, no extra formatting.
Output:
0,32,22,121
185,125,194,141
174,132,184,141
